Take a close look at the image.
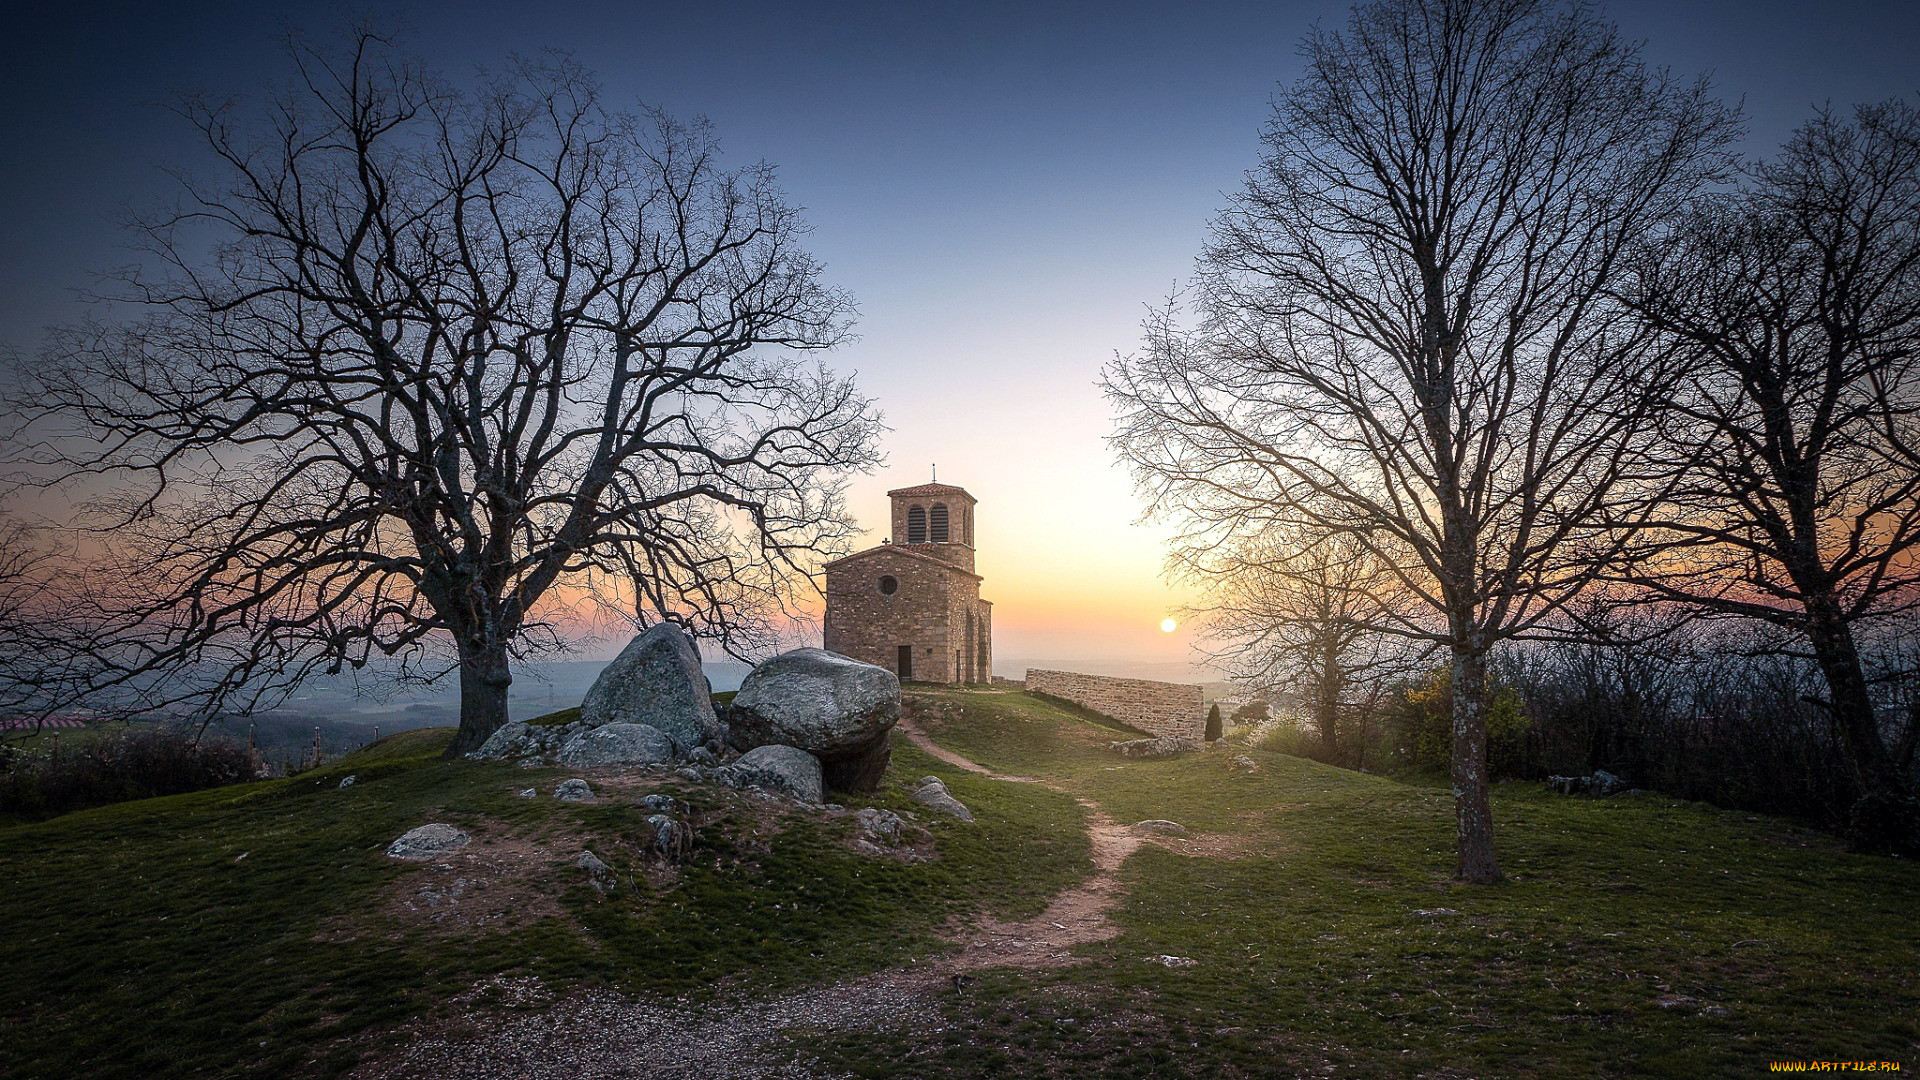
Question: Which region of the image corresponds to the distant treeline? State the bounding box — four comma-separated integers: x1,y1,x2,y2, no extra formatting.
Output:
1267,622,1918,844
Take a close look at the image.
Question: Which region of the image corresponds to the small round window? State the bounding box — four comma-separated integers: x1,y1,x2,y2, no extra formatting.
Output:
878,575,899,595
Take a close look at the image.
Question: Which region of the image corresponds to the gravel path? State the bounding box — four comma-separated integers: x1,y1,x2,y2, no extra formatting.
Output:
353,720,1134,1080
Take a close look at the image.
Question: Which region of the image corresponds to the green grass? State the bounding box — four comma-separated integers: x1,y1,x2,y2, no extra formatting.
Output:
0,726,1087,1080
7,689,1914,1080
807,689,1920,1078
524,706,581,727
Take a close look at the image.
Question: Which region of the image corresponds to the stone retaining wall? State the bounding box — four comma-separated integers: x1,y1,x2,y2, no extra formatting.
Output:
1024,669,1205,740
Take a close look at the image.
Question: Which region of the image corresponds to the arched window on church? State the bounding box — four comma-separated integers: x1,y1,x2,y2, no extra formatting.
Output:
907,505,927,544
930,503,949,543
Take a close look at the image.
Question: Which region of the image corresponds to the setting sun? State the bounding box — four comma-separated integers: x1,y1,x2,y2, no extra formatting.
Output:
1159,618,1178,633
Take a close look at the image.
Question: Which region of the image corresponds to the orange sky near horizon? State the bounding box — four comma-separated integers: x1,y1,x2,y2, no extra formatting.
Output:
819,307,1211,678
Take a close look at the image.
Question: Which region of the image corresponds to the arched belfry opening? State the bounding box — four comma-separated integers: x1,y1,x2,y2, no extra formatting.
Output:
930,503,949,543
907,505,926,544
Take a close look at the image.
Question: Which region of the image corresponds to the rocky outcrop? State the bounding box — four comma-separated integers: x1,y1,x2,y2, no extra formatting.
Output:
577,850,617,892
646,813,693,859
554,778,596,802
1110,735,1202,759
558,723,675,768
854,807,908,843
727,649,899,792
580,623,724,755
909,775,973,821
470,719,581,762
386,823,471,860
714,744,825,804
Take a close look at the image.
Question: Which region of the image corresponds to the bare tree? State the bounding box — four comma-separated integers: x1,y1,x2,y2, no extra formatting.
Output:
0,518,101,741
1186,530,1420,768
1106,0,1737,881
1620,100,1920,844
4,31,881,755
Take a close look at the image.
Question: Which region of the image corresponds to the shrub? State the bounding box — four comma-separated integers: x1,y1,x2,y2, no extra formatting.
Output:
1387,666,1530,775
0,726,256,821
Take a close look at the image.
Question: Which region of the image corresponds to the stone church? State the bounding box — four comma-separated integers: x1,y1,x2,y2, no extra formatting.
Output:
822,482,992,684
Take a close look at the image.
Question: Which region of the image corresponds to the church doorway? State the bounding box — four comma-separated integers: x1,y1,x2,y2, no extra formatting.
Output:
897,645,913,681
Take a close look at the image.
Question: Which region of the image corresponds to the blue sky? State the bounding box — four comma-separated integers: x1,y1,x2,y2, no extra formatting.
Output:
3,0,1917,671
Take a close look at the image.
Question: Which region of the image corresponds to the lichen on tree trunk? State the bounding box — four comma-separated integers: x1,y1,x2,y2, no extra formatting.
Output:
1451,644,1500,884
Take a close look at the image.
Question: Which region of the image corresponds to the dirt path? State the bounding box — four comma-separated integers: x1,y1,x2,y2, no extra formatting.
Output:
894,720,1033,781
892,712,1140,971
357,721,1138,1080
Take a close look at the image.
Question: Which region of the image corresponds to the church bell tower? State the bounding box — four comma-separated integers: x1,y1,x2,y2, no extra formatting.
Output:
887,483,977,573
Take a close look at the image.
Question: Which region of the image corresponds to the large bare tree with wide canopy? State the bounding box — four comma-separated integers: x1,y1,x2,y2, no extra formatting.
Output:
1106,0,1737,881
1619,101,1920,848
6,32,881,755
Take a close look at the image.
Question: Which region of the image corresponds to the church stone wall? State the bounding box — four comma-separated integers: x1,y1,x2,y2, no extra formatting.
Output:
825,549,966,682
1024,669,1204,740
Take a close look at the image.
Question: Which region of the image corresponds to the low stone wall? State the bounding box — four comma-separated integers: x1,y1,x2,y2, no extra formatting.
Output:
1024,669,1205,741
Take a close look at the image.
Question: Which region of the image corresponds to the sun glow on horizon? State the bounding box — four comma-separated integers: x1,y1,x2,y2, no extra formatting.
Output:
1160,618,1178,633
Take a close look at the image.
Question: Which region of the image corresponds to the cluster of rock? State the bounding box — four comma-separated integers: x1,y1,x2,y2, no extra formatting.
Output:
470,625,901,798
1109,735,1203,759
1546,770,1638,797
715,745,824,804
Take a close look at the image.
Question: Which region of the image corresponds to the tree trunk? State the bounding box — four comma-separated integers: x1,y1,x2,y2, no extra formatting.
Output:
447,638,514,758
1803,606,1909,800
1451,643,1501,883
1319,638,1342,764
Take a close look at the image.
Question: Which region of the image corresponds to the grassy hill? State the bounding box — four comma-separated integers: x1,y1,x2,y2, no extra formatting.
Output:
850,689,1920,1077
0,720,1087,1079
3,690,1915,1078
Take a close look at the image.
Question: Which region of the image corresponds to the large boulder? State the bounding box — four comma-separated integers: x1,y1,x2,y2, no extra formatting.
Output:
558,723,675,768
714,744,825,804
727,648,899,792
580,623,724,755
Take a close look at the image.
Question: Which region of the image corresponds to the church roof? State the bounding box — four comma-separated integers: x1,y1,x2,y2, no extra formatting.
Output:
821,542,982,580
887,482,976,502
